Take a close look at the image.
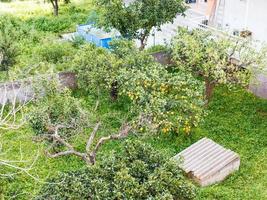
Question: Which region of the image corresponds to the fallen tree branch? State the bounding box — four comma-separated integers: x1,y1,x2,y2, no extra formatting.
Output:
86,122,101,152
44,122,131,165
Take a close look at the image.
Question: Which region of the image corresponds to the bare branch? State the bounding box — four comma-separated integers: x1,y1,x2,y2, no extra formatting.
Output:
86,122,101,152
43,122,132,165
89,124,132,164
0,80,34,130
0,149,40,182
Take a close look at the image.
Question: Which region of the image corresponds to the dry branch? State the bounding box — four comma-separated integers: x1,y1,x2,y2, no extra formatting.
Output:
45,122,132,165
0,81,33,130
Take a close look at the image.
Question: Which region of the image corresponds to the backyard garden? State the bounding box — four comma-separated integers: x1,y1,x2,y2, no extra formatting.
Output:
0,0,267,199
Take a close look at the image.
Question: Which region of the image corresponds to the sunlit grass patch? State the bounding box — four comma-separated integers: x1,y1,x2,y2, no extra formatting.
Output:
0,1,52,18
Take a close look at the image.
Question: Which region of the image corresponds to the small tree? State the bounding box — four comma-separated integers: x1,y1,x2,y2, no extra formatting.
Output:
171,28,267,103
73,42,205,134
72,44,119,100
96,0,186,49
117,51,205,134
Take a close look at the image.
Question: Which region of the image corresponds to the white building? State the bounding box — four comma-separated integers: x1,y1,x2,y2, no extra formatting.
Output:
193,0,267,43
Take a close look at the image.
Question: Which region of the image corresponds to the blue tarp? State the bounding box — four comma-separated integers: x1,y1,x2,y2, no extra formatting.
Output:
77,24,120,49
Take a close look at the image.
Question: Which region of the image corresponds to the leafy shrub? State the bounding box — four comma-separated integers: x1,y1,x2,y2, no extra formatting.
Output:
34,41,75,64
27,16,72,33
109,39,137,58
146,45,168,54
72,44,117,92
0,16,24,71
36,140,196,200
29,81,88,138
26,6,88,33
0,15,44,74
171,28,267,102
71,35,85,48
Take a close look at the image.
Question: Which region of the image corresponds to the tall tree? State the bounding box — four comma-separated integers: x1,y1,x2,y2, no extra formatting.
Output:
171,28,267,104
96,0,186,50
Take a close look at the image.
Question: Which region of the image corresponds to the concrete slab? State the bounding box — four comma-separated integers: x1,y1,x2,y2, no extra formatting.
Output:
174,138,240,187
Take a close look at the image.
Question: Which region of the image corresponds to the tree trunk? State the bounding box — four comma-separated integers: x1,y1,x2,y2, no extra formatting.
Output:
110,81,118,101
139,34,148,51
51,0,59,16
140,39,146,51
205,79,215,104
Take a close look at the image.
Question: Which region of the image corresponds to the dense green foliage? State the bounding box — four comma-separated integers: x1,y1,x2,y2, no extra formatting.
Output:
171,28,267,102
72,44,117,93
36,140,196,200
73,41,205,134
29,83,89,138
117,53,205,134
0,3,89,79
27,7,87,33
34,41,75,64
0,16,22,72
96,0,186,49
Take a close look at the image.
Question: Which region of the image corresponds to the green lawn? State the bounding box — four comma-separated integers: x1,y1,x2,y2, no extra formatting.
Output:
1,87,267,199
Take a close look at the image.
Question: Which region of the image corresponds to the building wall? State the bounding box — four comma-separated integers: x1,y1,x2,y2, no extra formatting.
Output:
221,0,267,42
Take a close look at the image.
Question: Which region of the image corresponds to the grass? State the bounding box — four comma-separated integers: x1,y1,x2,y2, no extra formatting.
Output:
0,0,89,18
1,87,267,199
0,1,51,17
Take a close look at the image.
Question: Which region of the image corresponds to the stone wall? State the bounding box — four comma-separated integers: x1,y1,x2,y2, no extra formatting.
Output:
0,72,77,105
249,73,267,99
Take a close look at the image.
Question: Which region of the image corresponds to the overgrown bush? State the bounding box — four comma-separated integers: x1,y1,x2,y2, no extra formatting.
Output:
73,42,205,134
71,35,85,48
109,39,137,58
34,41,75,64
0,16,23,72
72,44,117,93
117,52,205,134
29,81,89,138
27,16,73,33
26,7,88,33
171,28,267,103
146,45,168,54
36,140,196,200
0,15,45,76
